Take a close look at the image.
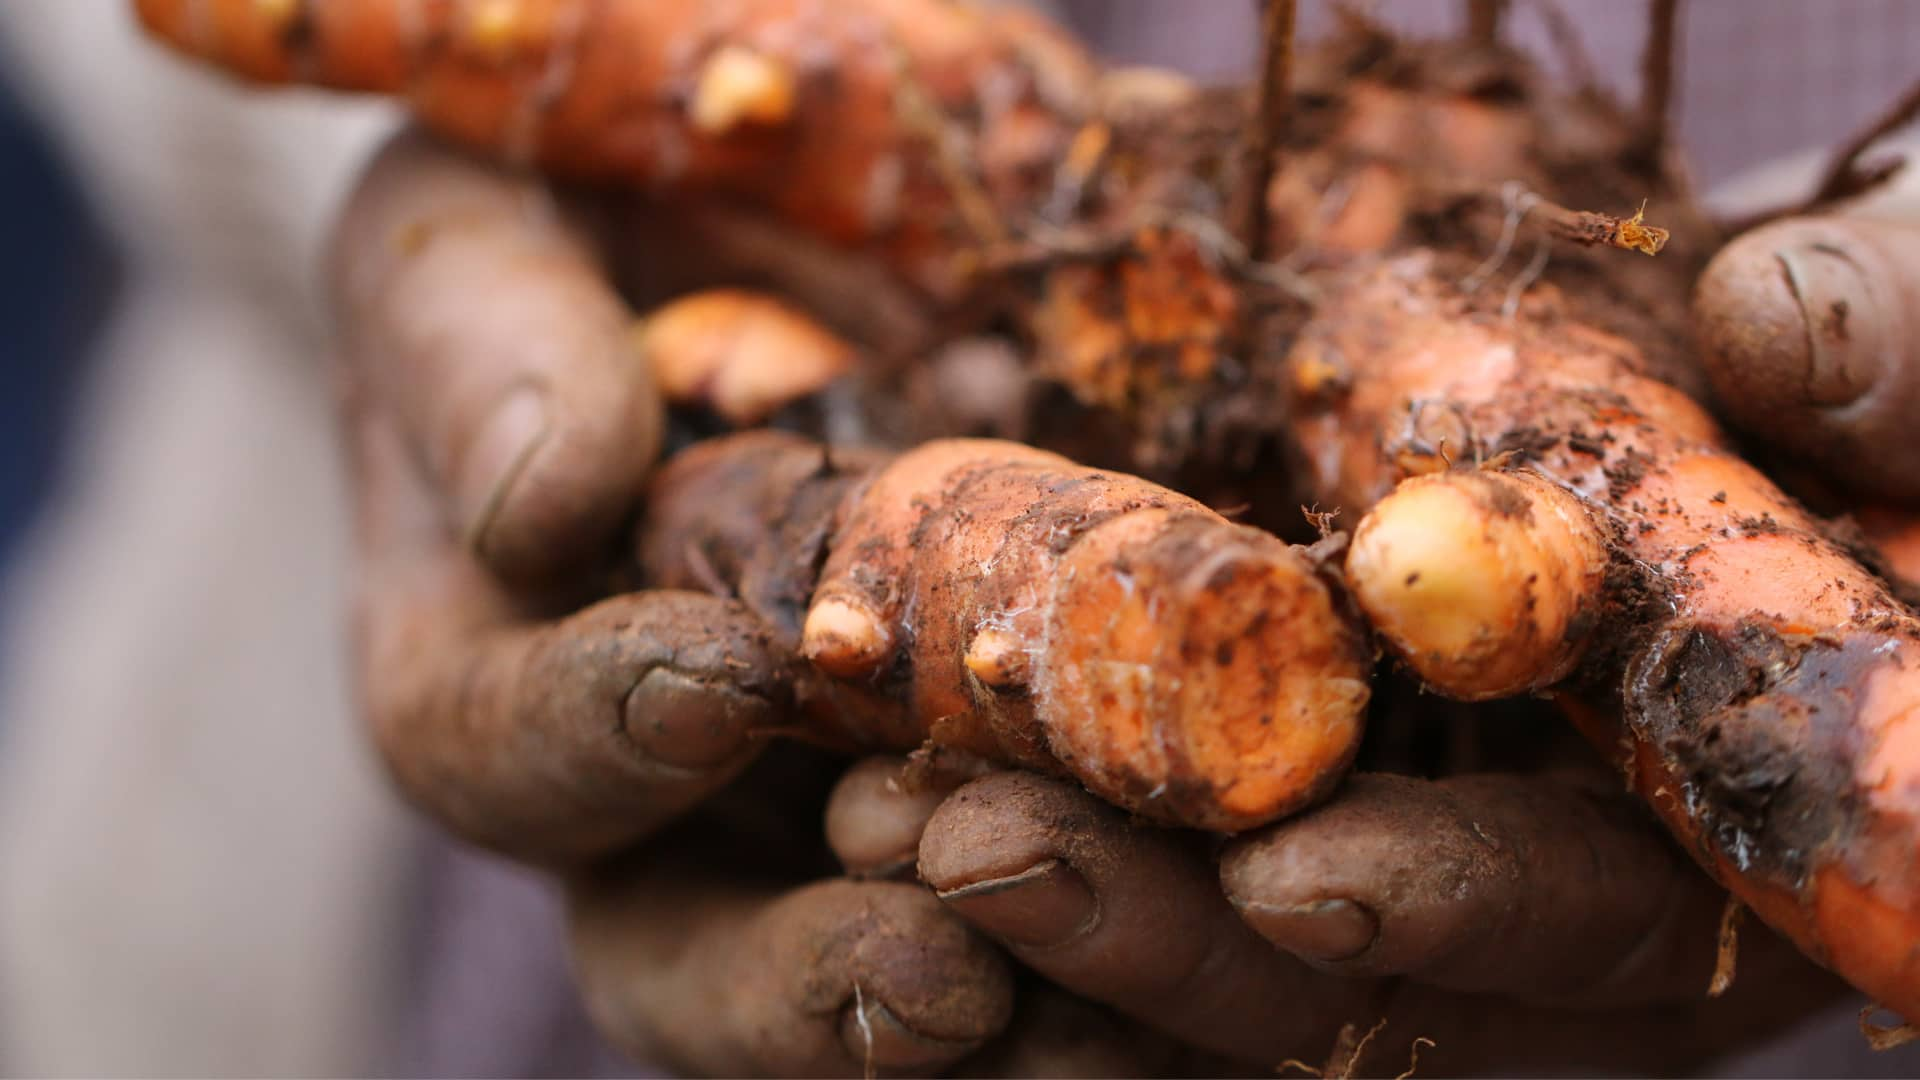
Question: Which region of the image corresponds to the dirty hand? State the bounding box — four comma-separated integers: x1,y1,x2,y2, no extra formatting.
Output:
1693,137,1920,504
332,125,1850,1078
1694,139,1920,637
331,128,1186,1077
818,749,1842,1078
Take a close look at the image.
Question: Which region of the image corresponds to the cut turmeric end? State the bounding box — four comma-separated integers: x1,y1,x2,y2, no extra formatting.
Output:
1039,514,1369,831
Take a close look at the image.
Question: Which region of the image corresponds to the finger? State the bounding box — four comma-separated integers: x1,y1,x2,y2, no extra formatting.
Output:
568,861,1013,1079
825,756,986,880
1220,771,1728,1006
329,129,663,582
915,766,1840,1075
826,758,1255,1078
350,403,789,865
917,771,1379,1063
1694,214,1920,501
952,983,1221,1080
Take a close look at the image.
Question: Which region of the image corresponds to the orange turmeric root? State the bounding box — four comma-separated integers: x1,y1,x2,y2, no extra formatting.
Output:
1860,508,1920,586
638,288,858,427
1302,257,1920,1023
636,431,1371,833
139,0,1920,1022
1346,468,1612,701
132,0,1093,296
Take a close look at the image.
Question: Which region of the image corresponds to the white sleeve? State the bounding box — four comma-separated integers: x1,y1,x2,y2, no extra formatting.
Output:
0,7,418,1077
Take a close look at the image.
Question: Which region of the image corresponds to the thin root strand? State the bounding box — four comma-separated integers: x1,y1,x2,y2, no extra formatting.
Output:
1233,0,1297,263
1635,0,1680,164
1860,1005,1920,1051
1396,1036,1437,1080
1708,894,1743,998
1812,77,1920,207
1466,0,1509,46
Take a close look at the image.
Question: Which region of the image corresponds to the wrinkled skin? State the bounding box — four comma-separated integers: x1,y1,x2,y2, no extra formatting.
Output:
157,0,1920,1070
328,130,1887,1077
336,132,1026,1077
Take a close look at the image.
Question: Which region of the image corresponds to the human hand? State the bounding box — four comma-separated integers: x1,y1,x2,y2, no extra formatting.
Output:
842,130,1920,1078
824,752,1847,1078
172,0,1912,1060
329,128,1232,1078
1693,132,1920,504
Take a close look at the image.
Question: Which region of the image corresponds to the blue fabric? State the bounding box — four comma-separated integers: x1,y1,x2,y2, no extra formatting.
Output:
0,68,117,589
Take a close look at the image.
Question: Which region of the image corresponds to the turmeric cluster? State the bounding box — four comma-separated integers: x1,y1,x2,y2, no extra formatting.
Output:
139,0,1920,1028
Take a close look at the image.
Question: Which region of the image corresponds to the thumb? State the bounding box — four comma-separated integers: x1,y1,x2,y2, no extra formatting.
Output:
1693,213,1920,501
328,129,663,582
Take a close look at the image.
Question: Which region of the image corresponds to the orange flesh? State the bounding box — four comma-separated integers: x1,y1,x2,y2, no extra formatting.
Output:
1300,258,1920,1021
810,440,1370,832
134,0,1090,294
1348,469,1610,700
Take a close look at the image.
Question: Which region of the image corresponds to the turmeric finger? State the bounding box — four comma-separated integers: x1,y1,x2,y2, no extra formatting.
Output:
638,288,859,428
1693,215,1920,501
638,432,1372,833
568,865,1012,1078
1290,259,1920,1023
1347,469,1611,699
138,0,1093,292
331,130,661,580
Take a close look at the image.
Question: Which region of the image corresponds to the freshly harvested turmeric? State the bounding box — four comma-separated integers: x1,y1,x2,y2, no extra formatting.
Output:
637,432,1371,833
132,0,1094,295
133,0,1920,1027
637,288,858,426
1294,257,1920,1023
1346,468,1611,701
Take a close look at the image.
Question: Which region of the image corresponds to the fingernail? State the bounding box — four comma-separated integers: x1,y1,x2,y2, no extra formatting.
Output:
623,667,768,770
1237,897,1379,962
1776,240,1878,407
456,385,550,552
935,858,1097,948
838,996,981,1071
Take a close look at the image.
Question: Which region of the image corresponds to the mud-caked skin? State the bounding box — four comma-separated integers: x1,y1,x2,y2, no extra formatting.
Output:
137,0,1920,1029
133,0,1097,299
1293,260,1920,1022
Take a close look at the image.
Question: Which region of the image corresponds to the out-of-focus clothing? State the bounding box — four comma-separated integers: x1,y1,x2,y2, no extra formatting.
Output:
0,75,113,586
0,5,412,1075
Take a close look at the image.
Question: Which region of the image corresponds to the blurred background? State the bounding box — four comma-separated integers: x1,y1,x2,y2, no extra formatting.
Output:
0,2,1916,1076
